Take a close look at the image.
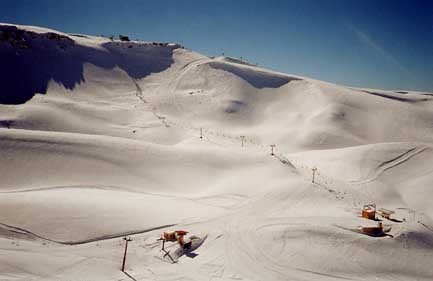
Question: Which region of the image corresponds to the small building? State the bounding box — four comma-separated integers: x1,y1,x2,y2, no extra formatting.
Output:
119,35,130,42
362,204,376,220
360,222,384,236
377,208,395,220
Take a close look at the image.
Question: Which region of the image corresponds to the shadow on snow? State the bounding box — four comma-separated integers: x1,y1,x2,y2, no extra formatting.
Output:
0,25,177,104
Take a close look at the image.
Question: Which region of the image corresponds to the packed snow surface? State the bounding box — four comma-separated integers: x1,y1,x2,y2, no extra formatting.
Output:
1,24,433,281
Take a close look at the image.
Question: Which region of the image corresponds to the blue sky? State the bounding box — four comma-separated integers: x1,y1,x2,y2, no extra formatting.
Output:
2,0,432,91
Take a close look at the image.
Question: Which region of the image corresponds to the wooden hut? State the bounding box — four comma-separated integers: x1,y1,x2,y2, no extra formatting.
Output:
360,222,384,236
362,204,376,220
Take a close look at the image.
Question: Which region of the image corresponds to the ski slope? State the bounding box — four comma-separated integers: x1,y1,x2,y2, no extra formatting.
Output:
1,23,433,281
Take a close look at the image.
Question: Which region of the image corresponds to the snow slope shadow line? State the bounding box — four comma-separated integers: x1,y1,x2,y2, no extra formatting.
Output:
0,184,130,194
419,221,433,233
0,222,176,245
295,267,361,281
272,153,296,170
360,90,433,103
132,78,146,103
351,146,427,184
208,61,301,88
178,57,210,72
123,271,138,281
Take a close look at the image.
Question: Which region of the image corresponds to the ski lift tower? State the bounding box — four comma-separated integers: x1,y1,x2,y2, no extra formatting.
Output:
270,144,276,156
312,167,317,183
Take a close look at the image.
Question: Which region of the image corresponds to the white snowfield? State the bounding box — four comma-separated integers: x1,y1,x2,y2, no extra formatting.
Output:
1,23,433,281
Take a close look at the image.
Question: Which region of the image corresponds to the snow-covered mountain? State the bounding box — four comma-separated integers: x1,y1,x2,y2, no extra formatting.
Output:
1,23,433,281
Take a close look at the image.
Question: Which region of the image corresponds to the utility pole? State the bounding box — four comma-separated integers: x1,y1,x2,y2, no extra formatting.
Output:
270,144,276,156
312,167,317,184
121,236,132,272
200,128,203,139
240,136,245,147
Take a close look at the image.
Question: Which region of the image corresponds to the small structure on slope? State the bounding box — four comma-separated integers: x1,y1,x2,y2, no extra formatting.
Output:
377,208,395,220
362,204,376,220
160,230,191,250
359,222,388,237
158,230,207,263
119,35,130,42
